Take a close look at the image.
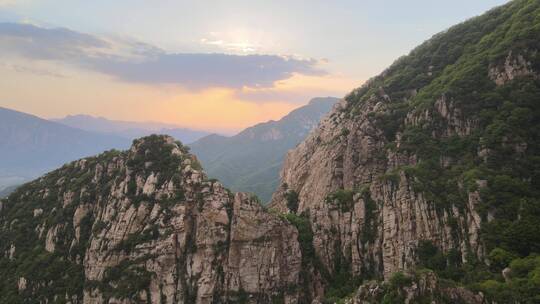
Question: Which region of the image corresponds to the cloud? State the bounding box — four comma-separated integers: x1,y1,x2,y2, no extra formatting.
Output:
200,38,259,53
0,0,18,7
235,73,360,104
0,22,325,89
91,53,322,88
0,62,65,78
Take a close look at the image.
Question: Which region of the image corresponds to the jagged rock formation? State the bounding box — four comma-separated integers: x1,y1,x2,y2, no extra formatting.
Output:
270,95,485,281
352,271,484,304
0,135,301,303
271,0,540,301
2,1,540,303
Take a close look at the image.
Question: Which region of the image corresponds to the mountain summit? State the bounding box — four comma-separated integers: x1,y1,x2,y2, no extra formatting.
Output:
1,0,540,303
0,135,301,303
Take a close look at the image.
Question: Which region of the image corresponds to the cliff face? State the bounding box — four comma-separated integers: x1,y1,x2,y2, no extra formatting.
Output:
271,0,540,299
270,96,484,283
1,1,540,303
0,135,301,303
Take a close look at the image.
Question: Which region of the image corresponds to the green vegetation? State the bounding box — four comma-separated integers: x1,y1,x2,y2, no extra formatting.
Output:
282,211,364,303
97,258,154,301
325,189,355,212
281,213,322,303
323,260,361,304
285,190,299,213
333,1,540,302
127,135,188,188
415,240,464,282
1,0,540,302
189,97,338,203
325,187,378,245
0,164,95,302
474,254,540,303
0,135,191,302
282,213,316,268
380,272,412,303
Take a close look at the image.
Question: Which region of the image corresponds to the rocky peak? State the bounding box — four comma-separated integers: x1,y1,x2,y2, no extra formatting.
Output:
1,1,540,303
0,135,302,303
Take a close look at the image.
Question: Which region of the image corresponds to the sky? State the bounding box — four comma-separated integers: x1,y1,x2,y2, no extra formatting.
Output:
0,0,509,134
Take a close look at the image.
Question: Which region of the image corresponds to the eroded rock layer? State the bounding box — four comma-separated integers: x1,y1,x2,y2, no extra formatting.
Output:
0,135,301,303
270,0,540,301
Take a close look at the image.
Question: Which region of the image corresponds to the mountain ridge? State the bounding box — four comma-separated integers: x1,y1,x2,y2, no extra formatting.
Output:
189,97,339,202
1,0,540,303
270,0,540,301
53,114,212,144
0,106,130,188
0,135,302,303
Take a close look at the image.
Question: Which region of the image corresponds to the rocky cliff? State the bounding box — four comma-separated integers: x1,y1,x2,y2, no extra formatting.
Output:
271,0,540,301
270,95,485,280
1,1,540,303
0,135,301,303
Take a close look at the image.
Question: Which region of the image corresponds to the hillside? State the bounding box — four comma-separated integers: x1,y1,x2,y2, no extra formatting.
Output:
53,114,210,144
1,0,540,303
0,135,300,303
190,97,338,202
0,185,17,198
270,0,540,302
0,107,130,189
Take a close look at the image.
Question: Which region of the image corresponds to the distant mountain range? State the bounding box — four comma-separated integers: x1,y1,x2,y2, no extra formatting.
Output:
53,115,211,144
0,184,18,198
0,98,336,199
0,107,131,191
189,97,339,202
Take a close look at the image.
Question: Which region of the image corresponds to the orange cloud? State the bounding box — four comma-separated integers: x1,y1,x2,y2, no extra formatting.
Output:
0,57,361,134
237,73,361,103
0,60,296,133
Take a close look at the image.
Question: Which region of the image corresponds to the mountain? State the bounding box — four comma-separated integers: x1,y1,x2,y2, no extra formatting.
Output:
1,1,540,303
0,185,18,198
54,114,211,144
189,97,338,202
0,135,300,303
0,107,130,188
270,0,540,302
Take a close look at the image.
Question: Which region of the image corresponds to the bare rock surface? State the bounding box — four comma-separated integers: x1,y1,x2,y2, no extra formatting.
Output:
0,135,301,303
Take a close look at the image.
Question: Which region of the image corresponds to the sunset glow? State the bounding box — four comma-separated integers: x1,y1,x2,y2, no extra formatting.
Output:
0,0,508,133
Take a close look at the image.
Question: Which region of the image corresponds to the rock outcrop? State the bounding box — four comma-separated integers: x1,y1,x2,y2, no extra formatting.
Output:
270,95,484,283
352,271,484,304
0,135,301,303
270,0,540,301
2,1,540,303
